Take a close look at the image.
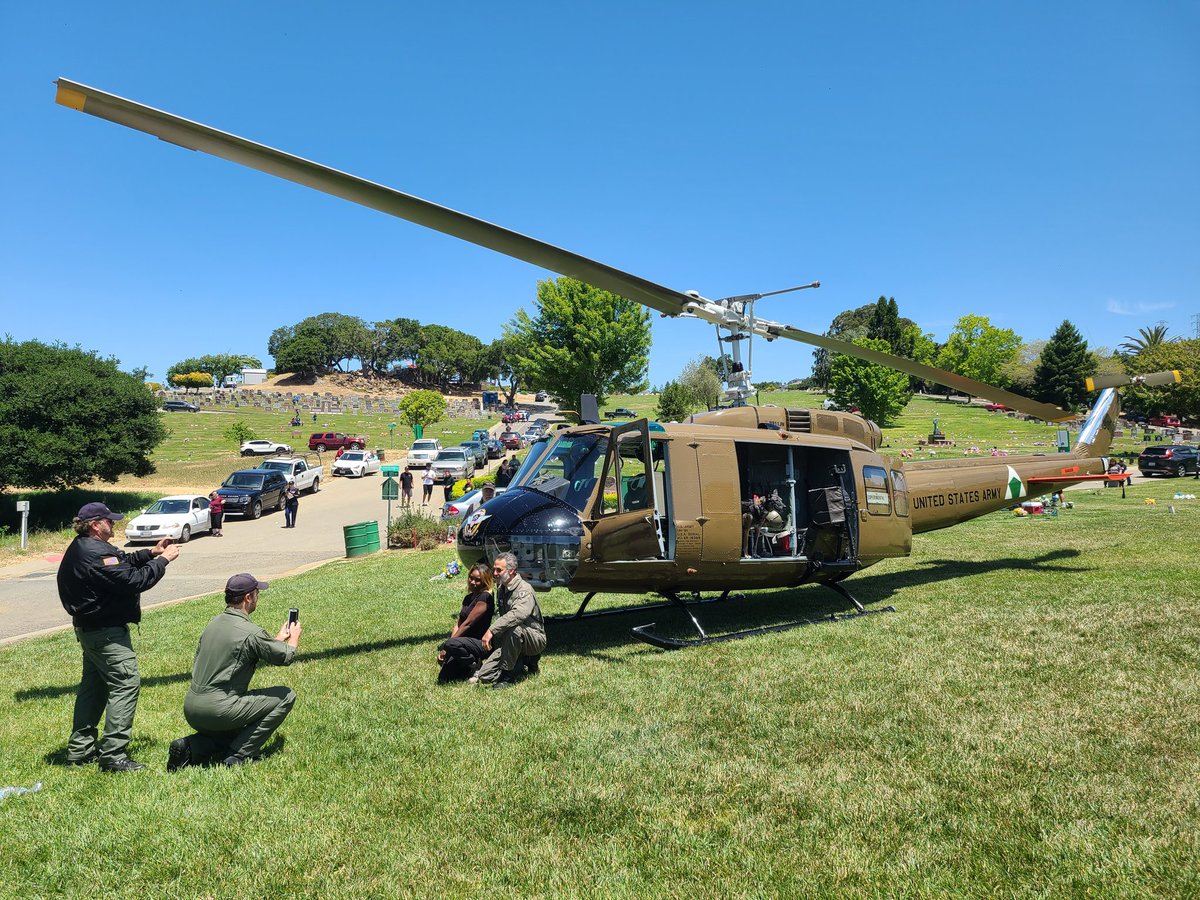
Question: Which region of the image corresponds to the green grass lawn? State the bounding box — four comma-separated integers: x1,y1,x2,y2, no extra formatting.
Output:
1,476,1198,896
137,406,500,494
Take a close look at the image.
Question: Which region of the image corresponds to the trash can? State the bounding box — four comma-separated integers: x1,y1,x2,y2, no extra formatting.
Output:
375,448,385,460
343,520,381,558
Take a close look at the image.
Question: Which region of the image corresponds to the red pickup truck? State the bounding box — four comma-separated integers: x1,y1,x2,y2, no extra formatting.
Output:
1149,414,1181,428
309,431,368,452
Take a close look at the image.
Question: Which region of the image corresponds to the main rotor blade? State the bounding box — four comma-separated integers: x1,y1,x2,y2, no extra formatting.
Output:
53,78,691,318
764,324,1075,422
53,78,1082,424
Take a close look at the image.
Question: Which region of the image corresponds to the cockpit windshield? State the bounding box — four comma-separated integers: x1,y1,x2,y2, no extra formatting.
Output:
519,433,609,512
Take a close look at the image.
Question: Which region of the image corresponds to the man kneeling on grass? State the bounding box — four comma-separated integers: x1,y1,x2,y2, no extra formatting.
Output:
168,574,301,770
470,552,546,688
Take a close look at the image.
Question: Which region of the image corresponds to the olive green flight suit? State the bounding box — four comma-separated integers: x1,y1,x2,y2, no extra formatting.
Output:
476,573,546,683
182,608,296,762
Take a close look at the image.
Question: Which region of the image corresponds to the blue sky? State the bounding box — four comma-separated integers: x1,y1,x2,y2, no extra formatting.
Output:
3,2,1197,389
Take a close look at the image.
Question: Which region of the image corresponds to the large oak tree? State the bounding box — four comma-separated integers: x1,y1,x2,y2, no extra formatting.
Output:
510,277,651,407
0,339,167,491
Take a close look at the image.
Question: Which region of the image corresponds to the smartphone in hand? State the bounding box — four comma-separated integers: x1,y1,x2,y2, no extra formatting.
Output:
288,607,300,626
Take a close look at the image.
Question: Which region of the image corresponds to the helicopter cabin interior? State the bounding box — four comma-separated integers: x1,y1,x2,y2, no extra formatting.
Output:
591,423,860,567
734,441,858,563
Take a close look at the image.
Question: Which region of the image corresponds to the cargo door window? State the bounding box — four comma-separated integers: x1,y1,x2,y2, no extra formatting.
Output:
890,470,909,517
864,466,890,515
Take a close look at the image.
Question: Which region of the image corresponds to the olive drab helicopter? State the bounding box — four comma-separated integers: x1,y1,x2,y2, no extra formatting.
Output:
54,79,1183,648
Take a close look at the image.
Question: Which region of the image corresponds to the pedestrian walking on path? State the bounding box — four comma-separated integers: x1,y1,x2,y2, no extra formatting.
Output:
421,465,435,506
283,480,300,528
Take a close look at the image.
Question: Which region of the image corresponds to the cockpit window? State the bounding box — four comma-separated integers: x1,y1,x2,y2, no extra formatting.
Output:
522,433,609,512
603,436,664,513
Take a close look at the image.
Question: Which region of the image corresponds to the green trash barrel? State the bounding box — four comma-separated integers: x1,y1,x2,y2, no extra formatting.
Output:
343,520,381,558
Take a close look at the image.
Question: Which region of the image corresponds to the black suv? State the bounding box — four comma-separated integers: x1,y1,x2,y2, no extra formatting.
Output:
163,399,200,412
216,470,289,518
1138,445,1200,478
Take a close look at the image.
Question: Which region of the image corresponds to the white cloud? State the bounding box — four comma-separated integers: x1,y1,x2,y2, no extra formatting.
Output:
1106,298,1176,316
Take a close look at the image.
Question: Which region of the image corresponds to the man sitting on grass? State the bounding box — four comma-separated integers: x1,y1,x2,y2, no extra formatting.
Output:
168,574,301,770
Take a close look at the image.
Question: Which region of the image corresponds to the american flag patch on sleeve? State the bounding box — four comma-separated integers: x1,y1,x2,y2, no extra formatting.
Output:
103,556,119,566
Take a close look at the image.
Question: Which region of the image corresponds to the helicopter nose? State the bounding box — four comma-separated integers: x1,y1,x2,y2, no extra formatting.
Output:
456,488,584,589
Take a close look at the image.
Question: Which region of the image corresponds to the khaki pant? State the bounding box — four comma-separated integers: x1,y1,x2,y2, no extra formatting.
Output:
476,625,547,683
69,626,140,764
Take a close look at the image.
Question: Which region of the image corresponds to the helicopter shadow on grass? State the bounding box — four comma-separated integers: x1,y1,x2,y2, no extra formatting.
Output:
14,551,1086,699
547,549,1086,660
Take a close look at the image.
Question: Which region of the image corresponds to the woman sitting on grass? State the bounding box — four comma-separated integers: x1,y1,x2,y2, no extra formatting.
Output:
436,563,495,684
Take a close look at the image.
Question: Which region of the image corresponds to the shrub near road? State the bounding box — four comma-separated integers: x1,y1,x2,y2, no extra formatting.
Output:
0,478,1197,896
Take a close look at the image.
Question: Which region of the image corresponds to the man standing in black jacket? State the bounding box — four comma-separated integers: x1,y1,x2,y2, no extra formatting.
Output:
57,501,180,772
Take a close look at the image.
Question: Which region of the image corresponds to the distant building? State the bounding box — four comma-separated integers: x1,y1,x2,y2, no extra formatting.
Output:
221,368,268,388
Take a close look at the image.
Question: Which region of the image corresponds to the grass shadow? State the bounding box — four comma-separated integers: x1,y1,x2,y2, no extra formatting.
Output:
15,633,449,703
14,550,1089,701
546,549,1086,656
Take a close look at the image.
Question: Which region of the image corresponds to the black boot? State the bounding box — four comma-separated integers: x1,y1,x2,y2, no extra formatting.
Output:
522,655,541,676
167,737,193,772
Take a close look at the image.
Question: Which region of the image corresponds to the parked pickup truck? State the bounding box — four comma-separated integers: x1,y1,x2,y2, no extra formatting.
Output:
256,456,323,493
405,438,443,469
604,407,637,419
1149,414,1182,428
216,469,289,519
308,431,368,452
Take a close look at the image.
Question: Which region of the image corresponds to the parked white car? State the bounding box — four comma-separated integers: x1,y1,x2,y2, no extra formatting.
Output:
125,495,212,543
332,450,382,478
240,439,292,457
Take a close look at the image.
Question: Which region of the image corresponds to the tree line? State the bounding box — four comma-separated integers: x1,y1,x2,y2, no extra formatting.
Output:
191,278,652,409
655,295,1199,426
5,283,1196,493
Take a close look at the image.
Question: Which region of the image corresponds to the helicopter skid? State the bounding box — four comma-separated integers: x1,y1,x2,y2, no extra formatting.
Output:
547,590,742,623
629,584,895,650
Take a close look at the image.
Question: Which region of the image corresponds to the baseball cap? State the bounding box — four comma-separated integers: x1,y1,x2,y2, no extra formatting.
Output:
225,573,269,595
77,501,124,521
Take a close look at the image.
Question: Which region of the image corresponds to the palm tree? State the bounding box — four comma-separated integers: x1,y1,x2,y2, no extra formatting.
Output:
1118,324,1172,356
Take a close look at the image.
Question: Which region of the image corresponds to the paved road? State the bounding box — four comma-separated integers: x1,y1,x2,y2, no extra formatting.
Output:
0,409,556,645
0,470,443,645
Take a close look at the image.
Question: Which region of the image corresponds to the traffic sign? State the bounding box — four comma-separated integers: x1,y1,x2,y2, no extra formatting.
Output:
381,477,399,501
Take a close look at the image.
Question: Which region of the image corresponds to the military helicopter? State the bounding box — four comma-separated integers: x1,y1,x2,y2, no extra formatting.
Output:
54,79,1181,647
